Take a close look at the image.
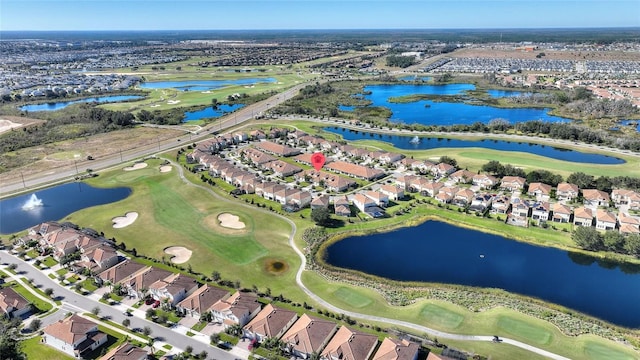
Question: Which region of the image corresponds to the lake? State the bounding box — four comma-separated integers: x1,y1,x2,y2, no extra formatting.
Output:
0,182,131,234
183,104,245,122
323,127,625,165
325,220,640,328
344,84,570,125
19,95,144,112
398,75,433,82
138,78,277,91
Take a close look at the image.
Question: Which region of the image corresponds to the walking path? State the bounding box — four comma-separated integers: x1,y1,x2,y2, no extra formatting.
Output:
169,160,572,360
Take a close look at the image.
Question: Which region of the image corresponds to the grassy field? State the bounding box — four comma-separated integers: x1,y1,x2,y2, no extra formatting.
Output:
22,336,75,360
45,150,640,359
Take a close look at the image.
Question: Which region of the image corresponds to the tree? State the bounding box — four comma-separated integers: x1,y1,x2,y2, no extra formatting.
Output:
567,172,595,190
122,318,131,327
44,288,54,297
624,234,640,257
198,350,208,359
28,319,41,332
185,345,193,354
311,207,332,226
572,226,603,251
438,156,457,167
0,317,26,360
146,308,156,319
143,326,152,336
211,271,221,282
603,231,625,253
481,160,504,176
210,333,221,344
92,306,101,317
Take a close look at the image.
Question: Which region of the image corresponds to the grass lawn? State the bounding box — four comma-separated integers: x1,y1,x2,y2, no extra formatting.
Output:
55,268,68,276
22,336,75,360
419,304,465,330
333,287,374,308
42,257,58,267
6,281,53,312
192,322,207,332
496,315,552,345
80,279,98,292
580,336,638,360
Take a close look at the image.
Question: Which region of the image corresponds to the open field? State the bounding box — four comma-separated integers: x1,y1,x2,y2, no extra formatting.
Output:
452,47,640,61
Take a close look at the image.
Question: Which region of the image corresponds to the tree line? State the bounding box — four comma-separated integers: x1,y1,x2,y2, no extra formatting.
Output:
573,226,640,257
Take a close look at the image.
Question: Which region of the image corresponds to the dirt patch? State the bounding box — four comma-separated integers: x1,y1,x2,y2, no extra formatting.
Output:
164,246,192,264
123,162,148,171
264,258,289,275
0,116,45,135
160,165,172,173
112,212,139,228
452,47,640,61
218,213,246,229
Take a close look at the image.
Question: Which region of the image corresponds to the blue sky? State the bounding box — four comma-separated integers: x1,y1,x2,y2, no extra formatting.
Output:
1,0,638,31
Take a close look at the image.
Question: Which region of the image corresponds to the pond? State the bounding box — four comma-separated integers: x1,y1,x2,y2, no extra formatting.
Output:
486,89,532,98
324,220,640,328
183,104,245,122
344,84,570,125
0,182,131,234
19,95,144,112
323,127,625,165
138,78,277,91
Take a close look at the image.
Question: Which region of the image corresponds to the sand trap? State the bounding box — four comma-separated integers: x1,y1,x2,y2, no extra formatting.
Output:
218,213,246,229
112,212,139,228
123,162,148,171
164,246,192,264
201,91,212,94
167,100,181,105
160,165,172,173
150,104,160,108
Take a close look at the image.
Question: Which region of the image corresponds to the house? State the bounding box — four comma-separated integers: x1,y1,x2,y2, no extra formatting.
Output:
490,195,511,215
364,191,389,207
573,207,595,227
243,304,298,342
527,182,553,201
619,213,640,234
394,175,419,190
75,244,120,273
281,314,338,359
326,161,385,181
210,291,262,327
255,141,301,157
177,284,230,319
431,163,456,178
148,273,200,306
321,326,378,360
472,174,498,189
558,182,583,202
551,203,572,223
122,267,173,299
97,260,146,287
99,342,148,360
511,198,531,218
582,189,610,208
531,202,551,223
452,188,475,207
435,186,457,204
242,147,277,166
310,195,330,210
333,196,352,217
250,129,267,140
265,160,303,177
419,181,443,197
500,176,526,192
612,189,640,209
377,152,405,165
595,209,617,231
0,287,30,319
43,314,108,358
352,194,377,213
372,338,419,360
426,353,458,360
469,193,493,212
449,169,475,184
380,184,405,201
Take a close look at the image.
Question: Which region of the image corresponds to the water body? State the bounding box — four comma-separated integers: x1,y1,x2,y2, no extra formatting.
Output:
138,78,276,91
0,182,131,234
486,89,531,98
183,104,245,122
325,220,640,328
20,95,143,112
323,127,625,165
620,120,640,132
345,84,570,126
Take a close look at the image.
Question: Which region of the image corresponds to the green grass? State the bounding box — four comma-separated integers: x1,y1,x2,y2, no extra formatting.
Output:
333,287,373,308
163,344,173,350
55,268,68,276
22,336,75,360
582,338,637,360
42,257,58,267
80,279,98,292
6,281,53,313
192,322,207,331
497,316,552,345
419,304,465,330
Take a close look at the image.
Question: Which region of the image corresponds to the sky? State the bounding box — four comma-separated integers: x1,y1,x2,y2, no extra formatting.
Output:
1,0,639,31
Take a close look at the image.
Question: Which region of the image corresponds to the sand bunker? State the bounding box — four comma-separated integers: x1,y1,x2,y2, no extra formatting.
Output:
164,246,192,264
160,165,172,173
112,212,139,228
167,100,181,105
0,119,23,135
218,213,246,229
123,162,148,171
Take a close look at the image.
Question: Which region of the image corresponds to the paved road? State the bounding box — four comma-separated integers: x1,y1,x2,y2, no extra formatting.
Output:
1,252,238,360
0,83,306,198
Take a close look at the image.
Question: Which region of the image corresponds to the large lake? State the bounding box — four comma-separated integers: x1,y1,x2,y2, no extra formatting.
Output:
323,127,625,165
0,182,131,234
183,104,245,122
325,220,640,328
20,95,143,112
138,78,277,91
344,84,570,125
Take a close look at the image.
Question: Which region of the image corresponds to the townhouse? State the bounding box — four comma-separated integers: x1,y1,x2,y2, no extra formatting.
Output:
255,140,301,157
148,273,200,306
177,284,230,319
321,326,378,360
210,291,262,327
243,304,298,342
281,314,338,359
326,161,386,181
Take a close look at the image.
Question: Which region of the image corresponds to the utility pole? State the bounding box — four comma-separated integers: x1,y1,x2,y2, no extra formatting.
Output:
74,160,79,174
20,172,26,188
119,148,123,162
